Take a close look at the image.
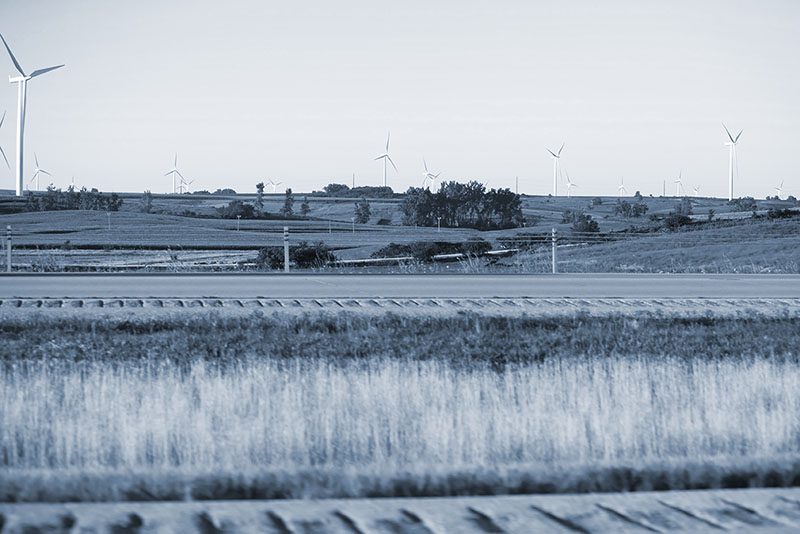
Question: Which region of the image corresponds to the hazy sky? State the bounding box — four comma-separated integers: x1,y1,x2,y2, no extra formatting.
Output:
0,0,798,197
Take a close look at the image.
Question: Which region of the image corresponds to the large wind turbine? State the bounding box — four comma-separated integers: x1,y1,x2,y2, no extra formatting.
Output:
0,32,64,197
164,154,184,193
774,179,784,199
29,152,50,191
546,143,564,196
266,178,283,193
674,171,684,196
0,110,9,170
374,132,397,187
422,158,441,190
723,124,742,201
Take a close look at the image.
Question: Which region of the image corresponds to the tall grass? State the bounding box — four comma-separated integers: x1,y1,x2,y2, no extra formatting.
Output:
1,313,799,501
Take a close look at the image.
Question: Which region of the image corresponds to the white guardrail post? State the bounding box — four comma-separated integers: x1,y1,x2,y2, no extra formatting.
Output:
283,226,290,273
551,227,557,274
5,225,11,273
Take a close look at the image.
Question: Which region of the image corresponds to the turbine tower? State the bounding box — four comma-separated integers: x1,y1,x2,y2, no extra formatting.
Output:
164,154,184,193
0,32,64,197
546,143,565,196
0,110,9,170
618,177,627,196
29,152,50,191
422,158,441,191
374,132,397,187
723,124,742,201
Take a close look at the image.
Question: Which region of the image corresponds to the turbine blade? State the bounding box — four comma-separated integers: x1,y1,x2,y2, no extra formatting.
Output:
722,123,735,143
546,149,558,158
34,153,39,167
0,32,26,77
387,156,398,172
164,170,173,176
386,131,390,151
0,110,5,128
174,153,178,166
29,64,64,78
557,142,565,156
374,155,384,161
734,130,743,143
0,145,9,169
40,169,51,176
423,158,428,172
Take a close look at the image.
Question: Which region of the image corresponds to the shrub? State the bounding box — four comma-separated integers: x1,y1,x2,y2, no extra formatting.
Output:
371,239,491,262
354,197,371,224
256,241,336,269
613,199,648,218
729,196,757,212
217,200,256,219
213,188,237,195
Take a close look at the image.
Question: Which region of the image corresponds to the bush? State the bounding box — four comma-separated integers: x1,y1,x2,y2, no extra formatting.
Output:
213,188,237,195
613,199,648,218
371,239,491,262
729,197,757,212
354,197,371,224
256,241,336,269
217,200,256,219
376,218,392,226
571,213,600,233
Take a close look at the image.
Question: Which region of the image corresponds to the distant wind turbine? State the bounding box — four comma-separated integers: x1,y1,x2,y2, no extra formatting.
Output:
693,185,700,197
266,178,283,193
774,179,784,198
723,124,743,201
29,152,50,191
565,173,577,198
0,32,64,196
164,154,184,193
374,132,397,187
422,158,441,190
546,142,565,197
177,175,194,194
674,171,684,196
618,177,627,196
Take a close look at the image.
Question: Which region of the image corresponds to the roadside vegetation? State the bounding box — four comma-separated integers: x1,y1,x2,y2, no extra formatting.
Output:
1,312,799,502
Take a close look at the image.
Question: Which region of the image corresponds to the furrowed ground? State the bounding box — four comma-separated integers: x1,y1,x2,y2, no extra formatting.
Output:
1,312,799,502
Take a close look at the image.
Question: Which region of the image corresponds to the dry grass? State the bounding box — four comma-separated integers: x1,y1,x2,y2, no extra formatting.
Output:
1,313,799,501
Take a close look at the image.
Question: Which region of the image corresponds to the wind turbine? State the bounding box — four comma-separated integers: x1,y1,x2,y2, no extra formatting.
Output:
422,158,441,190
693,185,701,197
178,175,194,194
723,124,742,201
546,143,564,196
374,132,397,187
163,154,184,193
266,178,283,193
674,171,684,196
28,153,50,191
618,177,627,196
565,173,577,198
0,110,10,171
0,32,64,197
774,179,784,199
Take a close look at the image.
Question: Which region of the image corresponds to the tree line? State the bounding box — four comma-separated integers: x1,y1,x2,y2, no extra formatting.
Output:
25,186,122,212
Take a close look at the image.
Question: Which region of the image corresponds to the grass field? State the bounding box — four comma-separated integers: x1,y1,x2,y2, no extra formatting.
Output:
2,312,799,502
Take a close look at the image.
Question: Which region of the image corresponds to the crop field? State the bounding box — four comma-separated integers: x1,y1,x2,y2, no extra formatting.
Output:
2,312,799,503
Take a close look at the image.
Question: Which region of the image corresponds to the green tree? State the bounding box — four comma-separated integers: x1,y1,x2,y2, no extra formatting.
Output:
141,190,153,213
255,182,265,213
354,197,371,223
300,196,311,217
280,188,295,217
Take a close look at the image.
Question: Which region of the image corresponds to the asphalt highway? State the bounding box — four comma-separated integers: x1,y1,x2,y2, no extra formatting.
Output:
1,273,798,299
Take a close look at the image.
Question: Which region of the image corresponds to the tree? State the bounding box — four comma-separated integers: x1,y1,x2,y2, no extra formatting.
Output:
255,182,265,213
571,213,600,233
354,197,371,223
280,188,295,217
300,196,311,217
217,200,256,219
141,191,153,213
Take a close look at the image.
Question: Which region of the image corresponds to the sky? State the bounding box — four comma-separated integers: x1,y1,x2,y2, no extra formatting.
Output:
0,0,798,197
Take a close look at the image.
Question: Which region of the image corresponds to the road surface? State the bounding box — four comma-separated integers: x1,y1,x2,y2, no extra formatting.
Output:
2,488,799,532
0,273,798,298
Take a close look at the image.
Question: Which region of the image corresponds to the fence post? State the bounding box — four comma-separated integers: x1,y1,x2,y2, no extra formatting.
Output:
551,227,557,274
6,225,11,273
283,226,290,273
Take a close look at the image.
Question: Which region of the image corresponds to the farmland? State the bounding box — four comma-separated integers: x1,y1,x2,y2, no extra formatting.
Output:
1,191,799,272
2,311,800,503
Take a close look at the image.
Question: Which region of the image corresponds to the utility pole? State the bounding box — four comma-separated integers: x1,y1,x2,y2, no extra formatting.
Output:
551,228,557,274
236,215,241,231
351,217,355,234
106,211,111,231
5,226,11,273
515,176,518,195
283,226,290,272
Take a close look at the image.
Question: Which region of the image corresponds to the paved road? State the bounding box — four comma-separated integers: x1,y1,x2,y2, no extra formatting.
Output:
1,273,798,298
2,488,799,532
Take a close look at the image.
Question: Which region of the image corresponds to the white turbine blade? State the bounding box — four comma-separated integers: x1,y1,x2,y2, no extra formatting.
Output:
40,169,51,176
546,148,558,158
164,170,174,177
722,123,735,143
175,170,185,179
29,64,64,78
387,155,398,173
0,32,26,77
386,131,391,151
423,158,428,172
34,153,40,167
0,110,5,128
0,145,9,169
174,153,178,167
557,142,565,156
734,130,743,143
374,155,385,161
